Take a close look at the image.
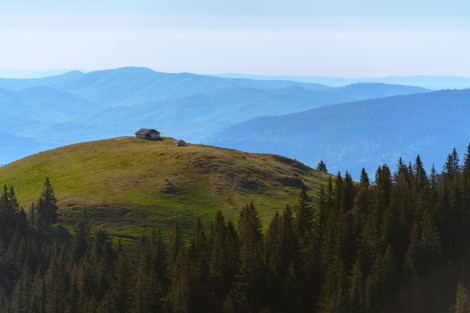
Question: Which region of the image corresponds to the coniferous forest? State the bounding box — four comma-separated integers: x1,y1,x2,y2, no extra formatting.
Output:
3,147,470,313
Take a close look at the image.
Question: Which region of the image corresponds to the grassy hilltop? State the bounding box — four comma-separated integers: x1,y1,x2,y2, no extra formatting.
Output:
0,137,329,241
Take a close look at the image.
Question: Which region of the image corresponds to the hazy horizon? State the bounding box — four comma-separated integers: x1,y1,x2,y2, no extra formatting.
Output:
2,66,470,79
1,0,470,77
1,66,470,90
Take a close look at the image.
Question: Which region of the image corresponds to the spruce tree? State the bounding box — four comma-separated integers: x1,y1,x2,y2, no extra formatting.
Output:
168,247,190,313
208,211,238,312
110,243,132,313
295,184,315,248
444,148,461,178
10,266,33,313
40,178,58,226
316,161,328,173
72,210,90,263
187,218,213,313
0,185,20,247
133,229,167,313
232,203,266,313
454,283,470,313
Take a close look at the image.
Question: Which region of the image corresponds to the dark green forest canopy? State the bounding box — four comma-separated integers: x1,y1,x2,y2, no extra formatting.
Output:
2,146,470,313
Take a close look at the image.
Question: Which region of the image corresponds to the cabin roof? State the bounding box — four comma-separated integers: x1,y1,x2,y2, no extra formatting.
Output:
135,128,160,135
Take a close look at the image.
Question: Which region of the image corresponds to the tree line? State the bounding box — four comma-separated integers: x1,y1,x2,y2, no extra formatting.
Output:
2,148,470,312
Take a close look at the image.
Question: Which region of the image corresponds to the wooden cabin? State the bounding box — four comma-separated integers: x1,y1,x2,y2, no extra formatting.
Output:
135,128,161,140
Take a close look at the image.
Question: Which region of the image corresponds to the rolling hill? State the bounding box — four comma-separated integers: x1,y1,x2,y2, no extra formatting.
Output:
0,137,330,241
209,88,470,178
0,67,427,164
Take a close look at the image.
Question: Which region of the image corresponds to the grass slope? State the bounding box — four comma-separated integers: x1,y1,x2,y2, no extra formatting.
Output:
0,137,328,241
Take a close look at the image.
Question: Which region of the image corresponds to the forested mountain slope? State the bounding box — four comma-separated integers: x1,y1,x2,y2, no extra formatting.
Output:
0,141,469,313
210,88,470,178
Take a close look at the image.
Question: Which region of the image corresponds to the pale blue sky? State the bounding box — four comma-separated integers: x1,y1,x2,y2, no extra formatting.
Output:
1,0,470,76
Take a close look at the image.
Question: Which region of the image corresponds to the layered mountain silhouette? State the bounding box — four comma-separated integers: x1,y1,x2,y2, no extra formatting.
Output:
209,89,470,177
0,67,426,164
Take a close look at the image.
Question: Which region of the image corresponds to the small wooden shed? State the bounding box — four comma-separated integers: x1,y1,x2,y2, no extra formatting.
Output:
175,140,187,147
135,128,161,140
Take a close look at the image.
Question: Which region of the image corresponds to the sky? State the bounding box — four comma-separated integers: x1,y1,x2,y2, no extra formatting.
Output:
1,0,470,77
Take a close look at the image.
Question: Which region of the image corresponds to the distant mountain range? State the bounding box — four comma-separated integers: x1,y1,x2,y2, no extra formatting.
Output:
217,73,470,90
209,89,470,178
0,132,45,166
0,67,427,165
